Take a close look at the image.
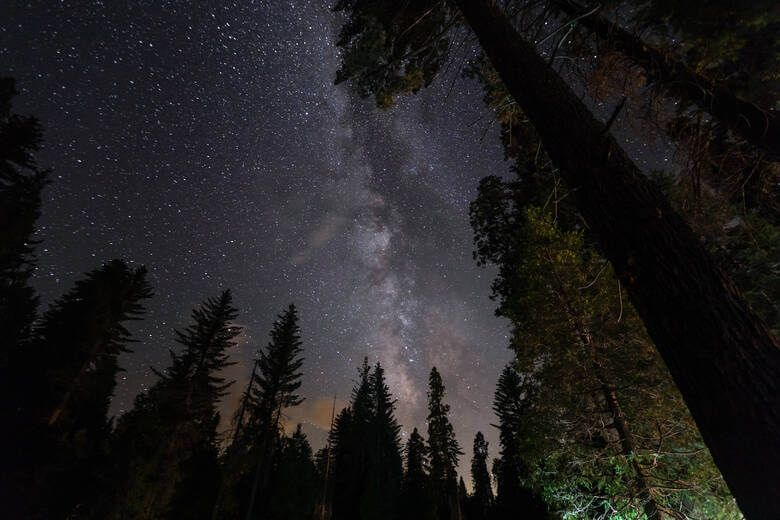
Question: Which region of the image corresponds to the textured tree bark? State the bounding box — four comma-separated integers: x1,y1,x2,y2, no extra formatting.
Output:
552,0,779,159
453,1,780,518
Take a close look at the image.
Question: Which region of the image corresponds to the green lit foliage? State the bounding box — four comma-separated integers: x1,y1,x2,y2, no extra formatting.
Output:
333,0,455,109
471,178,740,518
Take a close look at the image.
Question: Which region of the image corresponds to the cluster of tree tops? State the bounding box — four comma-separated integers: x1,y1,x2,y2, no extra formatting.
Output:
2,0,779,515
332,0,778,518
0,75,605,520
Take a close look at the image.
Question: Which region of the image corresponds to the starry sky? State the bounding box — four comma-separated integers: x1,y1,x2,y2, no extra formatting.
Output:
2,1,520,473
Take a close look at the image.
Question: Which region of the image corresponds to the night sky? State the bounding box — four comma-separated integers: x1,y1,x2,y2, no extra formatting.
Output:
2,1,519,471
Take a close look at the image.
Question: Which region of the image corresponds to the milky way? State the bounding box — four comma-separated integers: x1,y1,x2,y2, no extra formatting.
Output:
2,1,516,473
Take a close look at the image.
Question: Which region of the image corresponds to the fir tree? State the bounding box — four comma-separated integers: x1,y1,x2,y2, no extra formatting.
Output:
468,432,493,520
329,359,405,520
363,362,403,520
0,80,50,516
426,367,463,520
329,405,358,520
266,424,318,520
14,260,152,519
492,365,547,520
401,427,435,520
104,290,239,520
242,303,305,519
0,77,48,363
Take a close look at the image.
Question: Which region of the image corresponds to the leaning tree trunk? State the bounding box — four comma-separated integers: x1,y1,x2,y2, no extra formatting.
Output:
453,1,780,518
551,0,779,159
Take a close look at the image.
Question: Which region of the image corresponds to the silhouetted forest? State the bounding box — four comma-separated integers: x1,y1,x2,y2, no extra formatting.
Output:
2,0,778,519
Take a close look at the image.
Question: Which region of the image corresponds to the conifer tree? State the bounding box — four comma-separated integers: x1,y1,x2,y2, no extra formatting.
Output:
458,478,469,520
330,360,372,520
12,260,152,519
492,365,548,520
242,303,305,519
104,290,239,520
0,77,48,363
427,367,463,520
468,432,494,520
402,427,435,520
329,405,358,520
266,424,318,520
329,359,405,520
364,362,403,520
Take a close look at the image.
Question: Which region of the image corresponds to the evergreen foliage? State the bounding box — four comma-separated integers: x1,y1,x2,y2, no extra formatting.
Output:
468,432,494,520
333,4,780,516
265,424,319,520
329,359,404,520
18,260,152,519
0,77,48,360
491,365,548,520
103,290,239,520
220,303,306,520
402,427,436,520
472,187,740,518
426,366,463,520
332,0,455,109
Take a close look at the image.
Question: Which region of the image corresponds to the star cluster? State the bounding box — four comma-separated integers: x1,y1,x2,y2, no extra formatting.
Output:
3,1,514,470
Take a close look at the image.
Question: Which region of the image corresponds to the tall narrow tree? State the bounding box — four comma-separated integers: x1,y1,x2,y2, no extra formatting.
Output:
402,427,435,520
427,367,463,520
468,432,494,520
363,362,403,520
243,303,305,519
492,366,548,520
0,77,48,364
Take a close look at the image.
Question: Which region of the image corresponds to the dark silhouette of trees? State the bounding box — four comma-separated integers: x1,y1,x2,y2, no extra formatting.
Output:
241,303,305,519
265,424,319,520
467,432,494,520
104,290,239,520
426,367,463,520
491,366,548,520
550,0,779,159
0,77,48,363
364,362,404,519
401,427,436,520
327,359,404,520
332,3,780,516
9,260,152,519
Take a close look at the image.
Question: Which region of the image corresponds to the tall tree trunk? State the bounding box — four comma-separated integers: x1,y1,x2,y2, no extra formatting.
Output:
551,0,779,159
453,1,780,518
